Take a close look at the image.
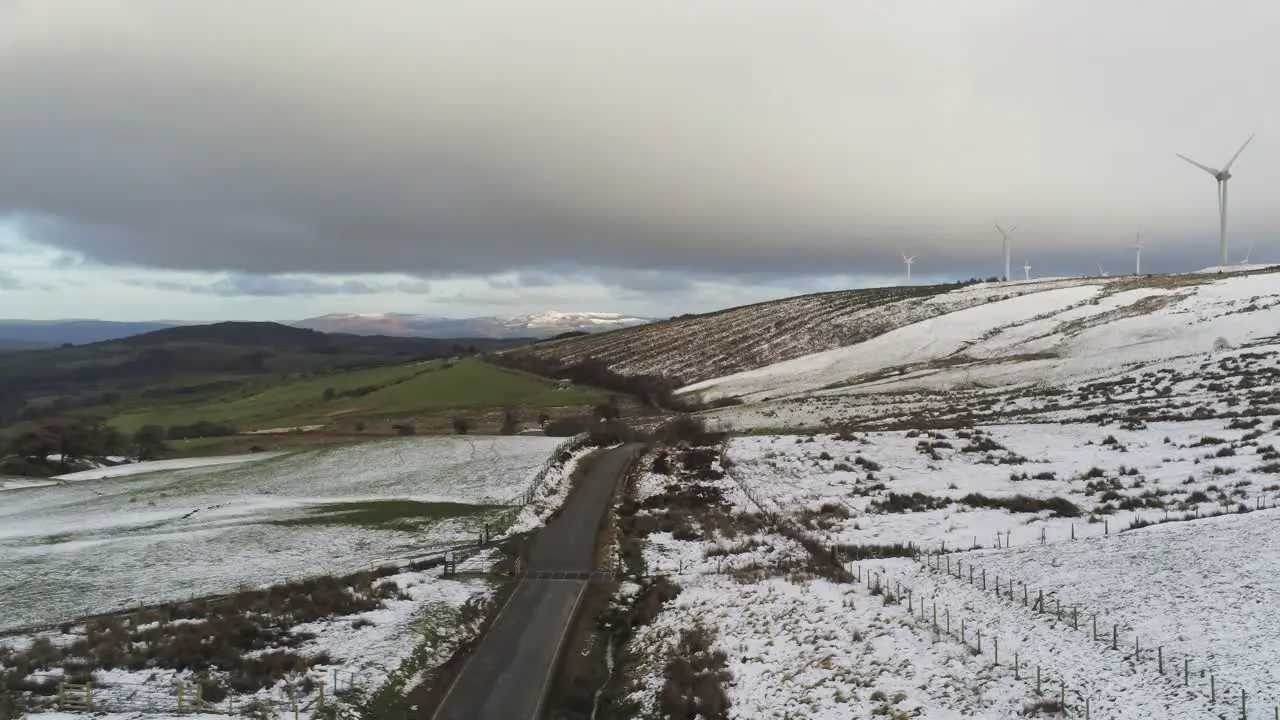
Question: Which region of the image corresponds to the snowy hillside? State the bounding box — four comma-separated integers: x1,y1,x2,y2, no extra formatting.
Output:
293,310,650,338
516,282,1060,385
684,269,1280,408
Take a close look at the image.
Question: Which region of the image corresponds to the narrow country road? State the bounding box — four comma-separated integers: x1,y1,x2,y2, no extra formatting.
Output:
429,442,645,720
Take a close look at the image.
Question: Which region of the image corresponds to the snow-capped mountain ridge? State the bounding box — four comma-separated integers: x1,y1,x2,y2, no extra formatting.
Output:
292,310,652,339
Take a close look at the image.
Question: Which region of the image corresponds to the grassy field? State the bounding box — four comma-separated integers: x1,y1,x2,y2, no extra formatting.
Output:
106,358,611,434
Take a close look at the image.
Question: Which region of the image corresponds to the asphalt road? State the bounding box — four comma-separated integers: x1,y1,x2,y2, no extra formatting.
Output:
430,443,645,720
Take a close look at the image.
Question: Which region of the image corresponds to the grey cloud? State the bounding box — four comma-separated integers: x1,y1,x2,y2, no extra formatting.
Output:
128,274,431,297
2,2,1280,283
0,270,22,290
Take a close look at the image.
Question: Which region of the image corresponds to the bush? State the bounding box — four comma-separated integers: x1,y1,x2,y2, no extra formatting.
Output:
391,423,416,436
959,493,1081,518
544,415,592,437
451,417,471,435
655,415,709,444
166,420,237,440
500,406,521,435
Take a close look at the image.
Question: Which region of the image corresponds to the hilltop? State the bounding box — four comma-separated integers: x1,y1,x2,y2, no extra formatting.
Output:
0,323,626,465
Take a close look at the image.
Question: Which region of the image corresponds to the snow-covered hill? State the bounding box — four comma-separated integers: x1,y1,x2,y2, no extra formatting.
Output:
292,310,651,339
682,269,1280,406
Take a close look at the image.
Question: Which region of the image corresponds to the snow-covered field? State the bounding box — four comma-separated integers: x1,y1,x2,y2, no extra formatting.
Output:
727,419,1280,552
0,435,561,632
946,508,1280,715
617,410,1280,718
621,446,1042,718
50,452,280,481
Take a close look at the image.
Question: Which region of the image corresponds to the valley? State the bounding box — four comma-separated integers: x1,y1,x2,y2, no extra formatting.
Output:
5,266,1280,718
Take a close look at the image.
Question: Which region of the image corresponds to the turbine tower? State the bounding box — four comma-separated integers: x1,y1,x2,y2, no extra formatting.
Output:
1134,231,1142,276
1176,133,1254,268
901,251,916,284
1097,262,1110,278
995,223,1016,282
1023,260,1031,281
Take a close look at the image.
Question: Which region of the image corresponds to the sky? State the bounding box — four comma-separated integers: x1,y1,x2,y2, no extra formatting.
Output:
2,0,1279,322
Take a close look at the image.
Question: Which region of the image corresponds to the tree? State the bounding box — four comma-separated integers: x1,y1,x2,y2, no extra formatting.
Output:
452,416,471,435
132,425,168,461
500,406,521,435
7,428,57,461
593,395,622,421
322,387,336,401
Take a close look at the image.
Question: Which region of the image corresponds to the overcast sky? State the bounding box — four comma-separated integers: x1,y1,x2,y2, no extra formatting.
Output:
2,0,1278,321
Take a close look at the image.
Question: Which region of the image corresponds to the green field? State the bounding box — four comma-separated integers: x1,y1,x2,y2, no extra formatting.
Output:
107,358,610,433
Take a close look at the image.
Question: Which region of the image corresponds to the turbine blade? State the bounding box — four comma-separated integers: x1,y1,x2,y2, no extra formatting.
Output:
1176,153,1221,176
1223,133,1255,172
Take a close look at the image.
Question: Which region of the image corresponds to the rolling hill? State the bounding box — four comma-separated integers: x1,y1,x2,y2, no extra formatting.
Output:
0,322,535,438
505,279,1086,386
686,269,1280,404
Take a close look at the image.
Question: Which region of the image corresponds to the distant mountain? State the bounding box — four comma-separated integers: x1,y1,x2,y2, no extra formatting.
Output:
292,311,653,339
0,319,184,346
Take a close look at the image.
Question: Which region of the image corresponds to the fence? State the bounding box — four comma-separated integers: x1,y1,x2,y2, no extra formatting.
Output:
910,550,1277,719
8,672,363,718
722,434,1278,718
516,432,592,506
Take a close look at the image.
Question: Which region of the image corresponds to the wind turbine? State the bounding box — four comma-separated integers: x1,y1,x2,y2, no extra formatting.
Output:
1176,133,1255,269
1097,262,1110,278
1023,260,1031,281
901,250,916,283
1239,241,1255,266
995,223,1016,282
1134,231,1142,276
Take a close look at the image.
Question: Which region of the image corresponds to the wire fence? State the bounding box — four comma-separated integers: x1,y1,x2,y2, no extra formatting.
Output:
908,550,1277,719
720,433,1279,719
515,432,592,506
7,670,368,718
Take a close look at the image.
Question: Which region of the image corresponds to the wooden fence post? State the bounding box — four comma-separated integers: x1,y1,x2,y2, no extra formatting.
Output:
1014,652,1019,680
1211,675,1216,703
994,637,999,665
1184,658,1189,686
1112,624,1118,650
1158,647,1163,674
1036,665,1041,695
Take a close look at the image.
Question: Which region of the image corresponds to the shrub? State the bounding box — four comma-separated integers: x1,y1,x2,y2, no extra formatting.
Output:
499,406,521,435
391,422,416,436
451,417,471,435
544,415,592,437
959,493,1081,518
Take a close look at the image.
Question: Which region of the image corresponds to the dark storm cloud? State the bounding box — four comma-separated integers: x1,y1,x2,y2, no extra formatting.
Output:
128,274,432,297
3,1,1280,282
